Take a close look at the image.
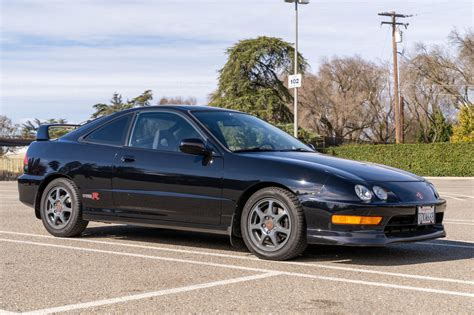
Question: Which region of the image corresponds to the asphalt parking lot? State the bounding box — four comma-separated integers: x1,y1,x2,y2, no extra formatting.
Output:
0,178,473,314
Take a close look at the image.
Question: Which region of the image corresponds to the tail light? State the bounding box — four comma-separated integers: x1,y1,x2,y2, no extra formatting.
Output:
23,154,28,173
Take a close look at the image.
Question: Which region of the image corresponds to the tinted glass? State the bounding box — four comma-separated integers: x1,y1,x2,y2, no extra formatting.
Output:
130,112,202,152
85,115,131,145
192,111,312,152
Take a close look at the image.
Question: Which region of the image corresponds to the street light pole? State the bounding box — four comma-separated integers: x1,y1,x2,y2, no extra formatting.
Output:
293,0,299,138
285,0,308,138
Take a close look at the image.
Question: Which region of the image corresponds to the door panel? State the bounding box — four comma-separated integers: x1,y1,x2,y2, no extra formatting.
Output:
76,114,133,216
111,111,224,225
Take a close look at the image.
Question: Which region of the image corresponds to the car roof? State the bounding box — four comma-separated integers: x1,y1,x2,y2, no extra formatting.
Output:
122,105,240,114
60,105,242,141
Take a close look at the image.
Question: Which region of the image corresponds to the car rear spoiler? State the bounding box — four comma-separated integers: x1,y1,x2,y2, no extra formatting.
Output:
36,124,81,141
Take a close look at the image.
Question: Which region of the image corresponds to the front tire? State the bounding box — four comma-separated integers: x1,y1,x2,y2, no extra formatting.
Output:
40,178,88,237
241,187,307,260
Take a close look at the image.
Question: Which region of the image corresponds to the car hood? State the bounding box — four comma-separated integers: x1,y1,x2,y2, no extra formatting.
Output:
239,151,424,183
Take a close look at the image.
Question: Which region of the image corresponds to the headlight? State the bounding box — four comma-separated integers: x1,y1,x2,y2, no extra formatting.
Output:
372,186,388,200
355,185,373,201
428,182,439,198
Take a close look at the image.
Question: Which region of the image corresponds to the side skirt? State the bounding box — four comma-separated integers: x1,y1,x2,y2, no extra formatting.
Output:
82,213,230,236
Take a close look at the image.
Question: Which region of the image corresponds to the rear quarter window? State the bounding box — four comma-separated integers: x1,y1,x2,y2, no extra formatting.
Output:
84,114,132,146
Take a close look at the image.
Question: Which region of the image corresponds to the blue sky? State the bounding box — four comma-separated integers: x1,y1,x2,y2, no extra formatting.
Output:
1,0,472,124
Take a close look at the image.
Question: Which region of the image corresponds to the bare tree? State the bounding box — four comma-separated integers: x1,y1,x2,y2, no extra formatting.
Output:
0,115,20,155
159,96,197,105
400,29,472,142
299,56,394,142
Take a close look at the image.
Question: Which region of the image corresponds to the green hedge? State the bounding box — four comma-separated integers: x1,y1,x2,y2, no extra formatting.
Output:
322,143,474,177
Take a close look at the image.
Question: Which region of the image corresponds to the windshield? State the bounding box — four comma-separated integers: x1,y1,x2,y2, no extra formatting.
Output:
192,111,313,153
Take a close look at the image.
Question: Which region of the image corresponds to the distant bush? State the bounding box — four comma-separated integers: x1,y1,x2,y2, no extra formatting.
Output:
322,143,474,177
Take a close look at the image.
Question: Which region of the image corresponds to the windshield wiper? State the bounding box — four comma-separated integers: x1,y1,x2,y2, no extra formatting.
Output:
277,148,314,152
233,147,276,153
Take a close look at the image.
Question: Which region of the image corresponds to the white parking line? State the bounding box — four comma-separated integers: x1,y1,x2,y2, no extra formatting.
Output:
444,221,474,226
445,219,474,223
443,196,466,201
22,272,279,315
1,231,472,285
439,192,474,199
1,238,473,298
418,242,474,249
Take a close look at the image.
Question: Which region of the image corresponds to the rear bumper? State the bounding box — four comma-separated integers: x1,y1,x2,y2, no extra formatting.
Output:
300,196,447,246
18,174,43,209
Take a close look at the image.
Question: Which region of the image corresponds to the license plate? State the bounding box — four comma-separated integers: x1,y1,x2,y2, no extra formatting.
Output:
417,206,435,225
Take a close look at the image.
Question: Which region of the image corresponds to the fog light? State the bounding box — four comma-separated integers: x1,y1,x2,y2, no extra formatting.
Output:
332,215,382,225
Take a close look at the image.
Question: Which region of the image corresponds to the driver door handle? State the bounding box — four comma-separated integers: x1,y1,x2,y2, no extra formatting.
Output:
121,155,135,163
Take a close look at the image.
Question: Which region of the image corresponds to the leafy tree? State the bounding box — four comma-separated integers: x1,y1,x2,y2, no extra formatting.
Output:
425,110,453,142
451,105,474,142
210,36,308,123
92,90,153,118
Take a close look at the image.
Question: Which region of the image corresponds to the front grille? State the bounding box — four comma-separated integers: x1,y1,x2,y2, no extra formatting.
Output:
384,213,443,238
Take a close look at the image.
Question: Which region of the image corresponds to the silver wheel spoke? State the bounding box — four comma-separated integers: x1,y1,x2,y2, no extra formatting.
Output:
53,215,60,225
255,207,266,220
267,201,274,215
275,226,289,235
59,212,66,224
274,211,287,222
268,232,278,246
250,223,261,231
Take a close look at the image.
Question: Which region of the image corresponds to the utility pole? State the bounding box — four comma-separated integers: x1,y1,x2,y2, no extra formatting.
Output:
378,11,412,143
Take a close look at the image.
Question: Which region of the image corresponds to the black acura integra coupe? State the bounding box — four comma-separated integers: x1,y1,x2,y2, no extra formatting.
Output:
18,106,446,260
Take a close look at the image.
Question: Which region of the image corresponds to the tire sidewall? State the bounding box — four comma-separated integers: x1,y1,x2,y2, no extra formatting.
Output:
241,188,305,260
40,179,84,237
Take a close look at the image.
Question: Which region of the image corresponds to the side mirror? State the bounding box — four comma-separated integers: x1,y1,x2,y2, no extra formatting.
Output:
307,143,316,151
179,138,210,156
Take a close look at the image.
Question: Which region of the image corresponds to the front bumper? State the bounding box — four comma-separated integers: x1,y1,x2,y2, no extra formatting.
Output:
300,196,446,246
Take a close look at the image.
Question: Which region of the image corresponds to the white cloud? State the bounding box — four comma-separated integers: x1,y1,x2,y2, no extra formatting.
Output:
1,0,472,122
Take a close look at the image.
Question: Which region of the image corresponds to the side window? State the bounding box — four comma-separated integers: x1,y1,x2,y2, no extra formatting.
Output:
85,115,131,145
129,112,202,152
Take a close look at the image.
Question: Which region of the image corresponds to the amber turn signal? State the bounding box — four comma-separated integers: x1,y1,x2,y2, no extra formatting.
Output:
332,215,382,225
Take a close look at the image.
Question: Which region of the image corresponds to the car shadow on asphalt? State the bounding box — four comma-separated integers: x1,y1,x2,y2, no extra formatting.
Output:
81,225,474,266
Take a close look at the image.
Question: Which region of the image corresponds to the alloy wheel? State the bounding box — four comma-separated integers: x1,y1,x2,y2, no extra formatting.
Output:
247,198,291,252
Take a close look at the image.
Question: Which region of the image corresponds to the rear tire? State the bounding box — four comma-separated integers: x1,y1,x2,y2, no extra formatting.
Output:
241,187,307,260
40,178,88,237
